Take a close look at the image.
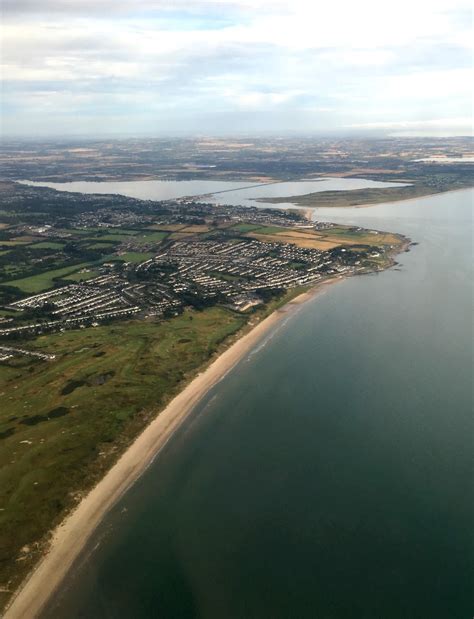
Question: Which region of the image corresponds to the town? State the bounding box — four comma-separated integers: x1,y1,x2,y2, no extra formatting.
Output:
0,183,398,340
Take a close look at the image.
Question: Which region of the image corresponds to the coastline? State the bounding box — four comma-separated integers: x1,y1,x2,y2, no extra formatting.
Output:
4,278,342,619
352,186,473,209
261,186,473,213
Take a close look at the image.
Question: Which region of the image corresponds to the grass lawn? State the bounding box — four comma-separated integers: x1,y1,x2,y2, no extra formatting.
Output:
74,228,140,236
85,242,119,249
0,309,17,317
134,231,168,244
62,269,101,282
0,307,246,605
85,231,167,245
96,233,136,241
7,263,92,293
180,225,211,233
0,240,32,247
28,242,65,250
147,224,185,232
231,223,262,233
119,252,155,264
251,225,288,235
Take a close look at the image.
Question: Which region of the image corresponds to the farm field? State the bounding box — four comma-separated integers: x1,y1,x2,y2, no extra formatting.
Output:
7,263,93,293
244,225,401,251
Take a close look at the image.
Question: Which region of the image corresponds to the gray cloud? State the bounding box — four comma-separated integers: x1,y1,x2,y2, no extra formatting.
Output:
1,0,261,17
1,0,472,136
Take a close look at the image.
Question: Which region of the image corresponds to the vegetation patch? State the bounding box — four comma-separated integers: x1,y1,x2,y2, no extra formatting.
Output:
0,308,247,598
7,262,92,293
84,242,118,250
231,223,262,233
62,269,100,282
17,408,69,426
88,371,115,386
48,406,70,419
0,240,32,247
133,231,168,244
118,251,155,264
29,242,65,250
61,379,87,395
19,414,49,426
245,225,402,251
148,224,185,232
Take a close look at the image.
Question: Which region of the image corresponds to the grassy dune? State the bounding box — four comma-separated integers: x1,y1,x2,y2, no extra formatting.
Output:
255,183,460,208
0,307,247,605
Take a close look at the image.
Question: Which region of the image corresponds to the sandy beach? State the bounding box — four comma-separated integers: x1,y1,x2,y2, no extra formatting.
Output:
4,279,340,619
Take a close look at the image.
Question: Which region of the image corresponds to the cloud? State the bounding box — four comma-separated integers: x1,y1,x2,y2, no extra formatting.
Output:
347,117,473,129
1,0,472,136
347,117,473,137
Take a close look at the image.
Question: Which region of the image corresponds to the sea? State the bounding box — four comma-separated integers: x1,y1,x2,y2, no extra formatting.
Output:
38,187,472,618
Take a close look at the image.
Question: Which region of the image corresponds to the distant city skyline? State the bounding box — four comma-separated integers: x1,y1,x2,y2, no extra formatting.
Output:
2,0,473,137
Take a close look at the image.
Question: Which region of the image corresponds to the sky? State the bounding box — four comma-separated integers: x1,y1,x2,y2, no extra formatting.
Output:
1,0,473,137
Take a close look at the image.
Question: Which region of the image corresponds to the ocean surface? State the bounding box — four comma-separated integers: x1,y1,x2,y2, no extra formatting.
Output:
20,177,408,209
42,190,473,618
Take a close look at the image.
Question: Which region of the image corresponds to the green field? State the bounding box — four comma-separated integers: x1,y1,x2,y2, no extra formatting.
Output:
230,223,262,233
67,228,99,236
134,231,168,244
62,269,100,282
0,308,17,317
101,229,140,235
29,242,65,250
251,225,289,235
96,233,135,241
75,228,140,236
119,251,155,264
85,242,118,249
82,229,167,245
0,239,31,247
7,263,91,293
0,308,247,603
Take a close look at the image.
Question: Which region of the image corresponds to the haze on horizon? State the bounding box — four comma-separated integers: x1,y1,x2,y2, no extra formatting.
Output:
1,0,473,138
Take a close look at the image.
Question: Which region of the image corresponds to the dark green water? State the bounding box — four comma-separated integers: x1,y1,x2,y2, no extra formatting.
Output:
44,190,473,619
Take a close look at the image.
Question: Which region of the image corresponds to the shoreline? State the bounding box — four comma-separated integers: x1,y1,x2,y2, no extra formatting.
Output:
4,278,342,619
261,186,473,213
352,186,473,209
